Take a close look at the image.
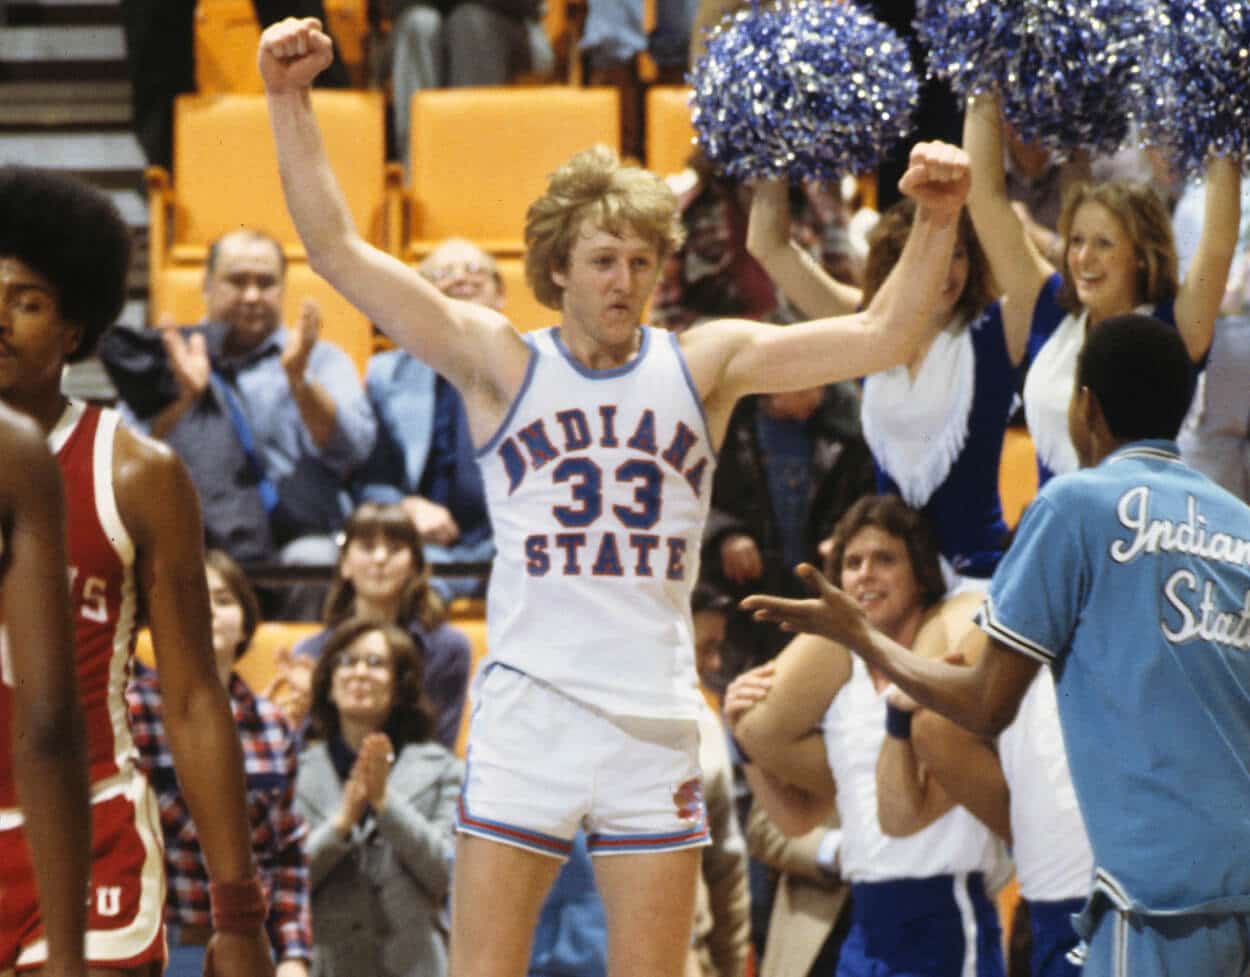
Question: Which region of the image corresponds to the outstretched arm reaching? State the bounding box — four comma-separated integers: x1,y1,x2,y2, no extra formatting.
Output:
742,563,1039,738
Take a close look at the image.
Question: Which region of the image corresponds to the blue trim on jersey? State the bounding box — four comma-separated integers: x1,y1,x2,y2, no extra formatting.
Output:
586,822,710,854
976,599,1056,664
552,324,652,379
455,794,574,859
476,335,540,458
667,329,715,450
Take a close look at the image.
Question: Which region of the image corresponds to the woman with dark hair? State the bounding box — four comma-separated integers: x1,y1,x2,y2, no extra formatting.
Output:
749,181,1012,589
293,501,471,750
127,549,313,977
296,617,462,977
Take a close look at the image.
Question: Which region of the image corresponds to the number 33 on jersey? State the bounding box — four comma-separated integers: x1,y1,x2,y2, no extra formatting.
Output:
482,327,713,583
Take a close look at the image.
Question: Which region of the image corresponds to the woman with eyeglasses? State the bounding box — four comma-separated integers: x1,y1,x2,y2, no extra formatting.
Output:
296,617,462,977
292,502,472,750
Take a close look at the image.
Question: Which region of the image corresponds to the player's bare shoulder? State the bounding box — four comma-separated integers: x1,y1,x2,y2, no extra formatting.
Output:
914,591,985,662
0,404,51,481
675,317,758,389
452,303,536,442
110,421,201,545
0,405,56,523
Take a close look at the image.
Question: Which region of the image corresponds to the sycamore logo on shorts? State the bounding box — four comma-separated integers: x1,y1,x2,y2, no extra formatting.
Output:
673,777,704,822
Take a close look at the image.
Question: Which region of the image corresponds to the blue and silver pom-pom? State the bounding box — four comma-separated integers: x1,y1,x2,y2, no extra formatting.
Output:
914,0,1157,156
689,0,918,182
1136,0,1250,178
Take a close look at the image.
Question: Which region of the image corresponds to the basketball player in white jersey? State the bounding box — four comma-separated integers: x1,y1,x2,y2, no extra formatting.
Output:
259,17,972,977
0,165,273,976
0,402,90,977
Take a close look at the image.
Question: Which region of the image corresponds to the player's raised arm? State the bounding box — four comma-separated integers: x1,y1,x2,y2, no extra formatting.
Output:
257,18,527,404
744,177,863,320
963,93,1052,359
1,413,90,977
1173,154,1242,361
684,142,972,413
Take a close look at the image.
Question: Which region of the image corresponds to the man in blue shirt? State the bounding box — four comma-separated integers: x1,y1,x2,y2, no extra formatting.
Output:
150,229,376,613
744,314,1250,977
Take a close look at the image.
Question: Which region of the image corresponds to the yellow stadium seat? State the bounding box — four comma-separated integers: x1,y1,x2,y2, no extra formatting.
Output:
406,87,619,258
645,85,696,177
999,426,1038,528
152,262,374,375
497,256,558,334
194,0,372,93
194,0,264,94
996,876,1020,956
150,91,398,265
322,0,372,85
147,91,400,352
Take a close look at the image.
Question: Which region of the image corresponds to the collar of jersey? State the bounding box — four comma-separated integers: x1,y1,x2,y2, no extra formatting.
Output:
552,325,651,379
1106,439,1182,466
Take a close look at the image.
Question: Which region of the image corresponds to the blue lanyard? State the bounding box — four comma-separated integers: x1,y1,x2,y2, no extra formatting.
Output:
210,371,279,513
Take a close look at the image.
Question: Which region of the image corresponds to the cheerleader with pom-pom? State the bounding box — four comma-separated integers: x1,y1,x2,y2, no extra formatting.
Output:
748,180,1012,590
964,92,1241,485
750,176,1096,977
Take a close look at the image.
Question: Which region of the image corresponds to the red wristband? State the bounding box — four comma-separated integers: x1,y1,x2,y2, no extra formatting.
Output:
209,877,267,933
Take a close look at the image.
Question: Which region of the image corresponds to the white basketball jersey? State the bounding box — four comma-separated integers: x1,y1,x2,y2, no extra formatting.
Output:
476,327,715,719
825,658,1002,882
997,670,1092,901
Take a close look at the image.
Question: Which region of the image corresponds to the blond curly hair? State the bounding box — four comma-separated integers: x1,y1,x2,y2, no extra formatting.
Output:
523,145,685,310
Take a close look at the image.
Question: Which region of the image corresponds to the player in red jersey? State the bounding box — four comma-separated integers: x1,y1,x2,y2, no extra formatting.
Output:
0,401,90,977
0,166,273,977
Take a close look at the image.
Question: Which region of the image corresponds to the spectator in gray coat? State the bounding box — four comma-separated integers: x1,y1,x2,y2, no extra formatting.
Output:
295,618,462,977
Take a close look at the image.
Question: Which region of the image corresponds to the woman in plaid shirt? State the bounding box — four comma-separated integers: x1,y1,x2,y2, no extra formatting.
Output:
128,550,313,977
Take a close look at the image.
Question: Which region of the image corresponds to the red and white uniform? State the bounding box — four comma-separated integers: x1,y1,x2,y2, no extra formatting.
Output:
0,402,164,973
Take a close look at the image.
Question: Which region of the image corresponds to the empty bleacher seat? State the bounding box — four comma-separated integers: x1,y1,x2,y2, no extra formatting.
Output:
999,426,1038,528
194,0,373,92
497,256,558,333
405,86,619,258
645,85,695,177
146,90,400,368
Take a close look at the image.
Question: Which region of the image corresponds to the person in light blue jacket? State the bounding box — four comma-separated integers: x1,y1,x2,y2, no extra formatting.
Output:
356,239,497,598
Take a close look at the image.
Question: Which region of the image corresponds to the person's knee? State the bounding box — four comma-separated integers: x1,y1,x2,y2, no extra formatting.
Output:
394,3,444,43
